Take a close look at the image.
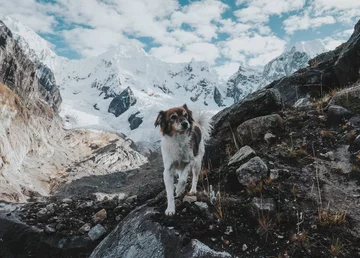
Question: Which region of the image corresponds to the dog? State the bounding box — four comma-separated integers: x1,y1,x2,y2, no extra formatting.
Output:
154,104,212,216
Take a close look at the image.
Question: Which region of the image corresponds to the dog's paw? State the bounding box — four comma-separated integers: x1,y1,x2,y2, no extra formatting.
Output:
165,207,175,216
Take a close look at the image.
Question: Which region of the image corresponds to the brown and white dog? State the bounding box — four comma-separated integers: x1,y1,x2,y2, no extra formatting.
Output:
154,104,212,216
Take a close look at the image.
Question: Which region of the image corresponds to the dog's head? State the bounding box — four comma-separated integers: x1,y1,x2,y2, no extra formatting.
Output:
154,104,194,135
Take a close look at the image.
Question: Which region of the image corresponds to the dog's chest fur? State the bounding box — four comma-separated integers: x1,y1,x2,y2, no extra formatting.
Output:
161,133,193,170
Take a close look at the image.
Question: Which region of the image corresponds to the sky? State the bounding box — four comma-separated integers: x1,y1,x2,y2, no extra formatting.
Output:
1,0,359,79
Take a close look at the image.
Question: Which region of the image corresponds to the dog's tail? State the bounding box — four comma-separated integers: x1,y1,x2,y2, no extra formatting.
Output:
193,110,213,142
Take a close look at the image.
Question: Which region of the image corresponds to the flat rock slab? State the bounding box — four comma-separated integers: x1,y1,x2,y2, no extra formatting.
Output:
236,156,268,185
228,145,256,167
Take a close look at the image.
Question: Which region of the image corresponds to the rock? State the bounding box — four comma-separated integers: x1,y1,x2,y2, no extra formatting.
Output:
328,86,360,114
236,157,268,185
183,195,197,203
108,86,136,117
44,225,56,234
125,195,138,204
251,197,275,213
92,209,107,224
128,112,143,130
79,223,91,234
61,198,73,203
264,132,276,144
326,105,354,124
228,146,256,167
242,244,248,251
347,115,360,129
194,202,209,211
214,86,225,107
36,208,48,222
294,98,311,108
88,224,107,241
236,114,284,145
320,151,335,161
269,169,279,180
89,205,231,258
206,88,283,169
349,135,360,152
45,203,56,214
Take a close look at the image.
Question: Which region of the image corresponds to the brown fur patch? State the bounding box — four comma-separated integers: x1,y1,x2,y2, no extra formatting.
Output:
191,125,202,156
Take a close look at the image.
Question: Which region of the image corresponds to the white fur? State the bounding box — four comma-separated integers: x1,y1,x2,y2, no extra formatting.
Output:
160,111,212,216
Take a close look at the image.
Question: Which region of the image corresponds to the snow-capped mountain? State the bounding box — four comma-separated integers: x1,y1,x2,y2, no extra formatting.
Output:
225,66,262,103
294,39,327,58
2,16,230,142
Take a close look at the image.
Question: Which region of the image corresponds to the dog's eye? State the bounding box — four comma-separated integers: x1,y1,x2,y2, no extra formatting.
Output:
170,115,177,120
184,113,188,117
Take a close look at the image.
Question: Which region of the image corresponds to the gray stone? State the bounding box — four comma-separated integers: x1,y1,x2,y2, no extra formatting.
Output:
79,223,91,234
326,105,354,124
88,224,107,241
236,114,284,145
349,135,360,152
264,133,276,144
251,197,275,213
45,203,56,214
328,85,360,114
228,145,256,167
89,205,231,258
183,195,197,203
194,202,209,211
236,157,268,185
320,151,335,161
294,98,311,108
92,209,107,224
347,115,360,129
269,169,279,180
44,225,56,234
125,195,138,204
36,208,48,221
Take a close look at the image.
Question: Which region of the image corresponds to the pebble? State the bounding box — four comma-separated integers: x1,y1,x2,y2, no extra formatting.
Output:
92,209,107,223
242,244,248,251
183,195,197,203
88,224,107,241
45,203,56,214
45,225,56,234
61,198,73,203
125,195,137,204
79,223,91,234
194,201,208,211
36,208,48,221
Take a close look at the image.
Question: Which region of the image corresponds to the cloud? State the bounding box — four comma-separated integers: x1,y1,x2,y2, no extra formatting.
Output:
322,28,354,50
150,42,220,65
283,14,336,34
219,34,286,66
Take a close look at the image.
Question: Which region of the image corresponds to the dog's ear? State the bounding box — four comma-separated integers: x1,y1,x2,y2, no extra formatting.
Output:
154,110,166,128
183,104,194,123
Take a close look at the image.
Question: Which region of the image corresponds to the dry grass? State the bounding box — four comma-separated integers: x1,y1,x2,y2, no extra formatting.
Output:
346,131,356,143
0,83,23,111
213,191,224,221
320,130,335,139
318,208,347,226
247,180,263,196
256,213,274,241
291,231,308,246
330,238,344,257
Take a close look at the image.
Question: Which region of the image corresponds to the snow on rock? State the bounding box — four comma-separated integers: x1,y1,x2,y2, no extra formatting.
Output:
294,39,327,58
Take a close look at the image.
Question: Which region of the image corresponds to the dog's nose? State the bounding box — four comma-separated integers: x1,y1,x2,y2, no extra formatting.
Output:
181,121,188,129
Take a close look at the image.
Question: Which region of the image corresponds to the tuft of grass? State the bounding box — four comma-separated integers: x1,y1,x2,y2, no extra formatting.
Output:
320,130,335,139
256,213,274,241
330,238,344,257
318,208,347,226
346,131,356,143
291,231,308,246
213,191,224,221
291,184,299,201
247,180,263,196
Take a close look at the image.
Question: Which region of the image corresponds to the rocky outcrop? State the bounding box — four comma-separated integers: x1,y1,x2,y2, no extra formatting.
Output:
327,85,360,114
108,86,136,117
226,66,261,103
265,19,360,106
205,88,283,168
90,205,231,258
0,21,61,115
128,111,143,130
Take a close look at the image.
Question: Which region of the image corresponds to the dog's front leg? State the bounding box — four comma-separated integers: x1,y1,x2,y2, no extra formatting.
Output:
164,167,175,216
175,163,191,198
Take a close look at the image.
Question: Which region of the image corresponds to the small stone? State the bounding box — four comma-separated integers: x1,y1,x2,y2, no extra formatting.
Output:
294,98,311,108
115,215,122,221
36,208,48,221
228,146,256,167
79,223,91,234
45,203,56,214
251,197,275,213
60,203,69,208
225,226,233,235
88,224,107,241
264,133,276,144
183,195,197,203
236,156,268,185
242,244,248,251
320,151,335,161
92,209,107,223
78,201,93,209
269,169,279,180
45,225,56,234
61,198,72,203
125,195,137,204
327,105,354,124
194,201,208,211
255,246,259,252
56,224,65,231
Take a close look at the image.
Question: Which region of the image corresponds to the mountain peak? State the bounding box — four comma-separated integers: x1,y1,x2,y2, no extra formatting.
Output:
294,39,328,58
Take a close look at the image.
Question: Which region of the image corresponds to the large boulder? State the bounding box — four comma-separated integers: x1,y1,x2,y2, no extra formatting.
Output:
90,205,231,258
108,87,136,117
236,114,284,145
205,88,283,168
327,85,360,114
